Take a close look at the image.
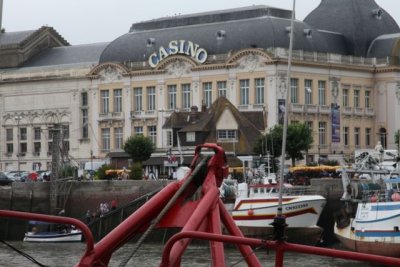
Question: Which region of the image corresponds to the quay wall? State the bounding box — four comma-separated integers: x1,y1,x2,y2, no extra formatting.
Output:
0,178,343,241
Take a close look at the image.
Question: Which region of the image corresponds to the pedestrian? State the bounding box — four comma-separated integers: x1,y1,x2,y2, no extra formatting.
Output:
111,200,118,210
85,210,91,223
148,170,156,180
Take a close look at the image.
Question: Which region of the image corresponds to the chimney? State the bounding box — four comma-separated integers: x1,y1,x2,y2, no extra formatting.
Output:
201,100,207,112
189,106,199,122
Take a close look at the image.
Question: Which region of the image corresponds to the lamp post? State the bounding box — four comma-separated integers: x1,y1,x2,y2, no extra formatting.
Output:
15,116,22,173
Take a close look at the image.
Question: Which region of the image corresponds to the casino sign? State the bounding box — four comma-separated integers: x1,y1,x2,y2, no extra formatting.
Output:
148,40,208,68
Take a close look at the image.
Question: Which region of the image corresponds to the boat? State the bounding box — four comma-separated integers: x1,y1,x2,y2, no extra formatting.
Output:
334,149,400,257
231,174,327,244
23,220,82,242
1,143,400,266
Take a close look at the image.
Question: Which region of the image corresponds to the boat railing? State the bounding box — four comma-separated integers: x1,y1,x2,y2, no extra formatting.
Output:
359,188,400,203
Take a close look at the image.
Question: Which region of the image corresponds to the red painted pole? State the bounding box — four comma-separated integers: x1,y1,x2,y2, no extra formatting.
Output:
208,197,226,267
168,187,219,266
78,181,181,266
218,199,262,267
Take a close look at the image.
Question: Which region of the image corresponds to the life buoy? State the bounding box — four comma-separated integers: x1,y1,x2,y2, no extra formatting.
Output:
248,209,254,216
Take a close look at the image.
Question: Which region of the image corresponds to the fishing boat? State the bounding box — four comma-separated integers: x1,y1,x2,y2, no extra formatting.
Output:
231,175,326,244
334,149,400,257
23,220,82,243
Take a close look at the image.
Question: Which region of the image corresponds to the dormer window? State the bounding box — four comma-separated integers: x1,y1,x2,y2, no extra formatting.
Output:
372,8,383,20
146,38,156,47
216,30,226,40
303,29,312,39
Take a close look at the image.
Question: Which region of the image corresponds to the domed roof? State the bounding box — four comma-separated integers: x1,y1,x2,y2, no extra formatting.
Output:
304,0,400,57
99,5,347,64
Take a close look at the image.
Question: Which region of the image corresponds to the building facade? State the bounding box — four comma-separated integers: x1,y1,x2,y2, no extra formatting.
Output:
0,0,400,172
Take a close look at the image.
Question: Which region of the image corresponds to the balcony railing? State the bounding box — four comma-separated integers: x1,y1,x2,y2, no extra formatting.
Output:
304,104,318,113
354,107,364,116
290,103,304,113
318,105,331,114
365,108,375,116
342,107,353,115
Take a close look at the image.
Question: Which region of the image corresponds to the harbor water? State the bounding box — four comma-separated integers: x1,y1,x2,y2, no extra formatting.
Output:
0,241,386,267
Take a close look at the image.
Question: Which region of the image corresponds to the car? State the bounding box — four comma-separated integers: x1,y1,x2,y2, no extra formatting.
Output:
0,172,13,186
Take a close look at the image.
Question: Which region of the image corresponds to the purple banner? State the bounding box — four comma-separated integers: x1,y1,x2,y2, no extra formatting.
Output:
331,103,340,143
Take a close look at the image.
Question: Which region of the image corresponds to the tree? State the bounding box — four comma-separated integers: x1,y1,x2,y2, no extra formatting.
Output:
286,123,313,166
123,135,154,163
254,123,313,167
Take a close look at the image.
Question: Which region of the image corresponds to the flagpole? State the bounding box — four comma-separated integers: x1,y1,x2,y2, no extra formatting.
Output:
272,0,296,241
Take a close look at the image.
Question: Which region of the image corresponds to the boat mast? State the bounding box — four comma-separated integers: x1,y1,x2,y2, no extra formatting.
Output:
277,0,296,215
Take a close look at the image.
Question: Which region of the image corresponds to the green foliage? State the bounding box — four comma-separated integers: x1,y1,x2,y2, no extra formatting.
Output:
124,135,154,163
59,165,76,178
129,162,143,180
253,123,313,167
286,123,313,166
96,164,113,180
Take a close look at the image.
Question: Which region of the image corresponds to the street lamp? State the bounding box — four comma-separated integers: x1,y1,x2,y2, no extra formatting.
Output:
15,116,22,173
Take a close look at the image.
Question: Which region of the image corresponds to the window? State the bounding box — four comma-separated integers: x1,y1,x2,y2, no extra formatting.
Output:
148,126,157,144
34,142,41,154
167,85,177,110
20,143,27,153
255,78,265,104
134,87,142,111
114,127,123,150
114,89,122,112
166,131,173,147
7,144,13,154
354,127,360,147
100,90,109,113
366,128,371,147
217,130,237,141
318,81,326,105
305,121,313,131
239,79,249,105
342,88,349,107
134,127,143,136
82,109,89,139
305,79,313,105
62,125,69,139
182,84,191,109
354,89,360,108
203,82,212,107
101,128,110,153
81,92,88,106
186,132,195,142
343,127,349,146
20,128,27,141
290,78,298,103
34,127,41,140
217,81,227,97
147,86,156,111
365,90,371,108
318,122,326,145
6,129,13,141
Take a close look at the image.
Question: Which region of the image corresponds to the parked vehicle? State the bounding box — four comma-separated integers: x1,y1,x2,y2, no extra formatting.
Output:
0,172,13,186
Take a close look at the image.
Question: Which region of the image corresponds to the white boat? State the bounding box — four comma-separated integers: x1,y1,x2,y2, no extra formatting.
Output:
24,229,82,242
23,221,82,242
334,150,400,257
231,176,327,244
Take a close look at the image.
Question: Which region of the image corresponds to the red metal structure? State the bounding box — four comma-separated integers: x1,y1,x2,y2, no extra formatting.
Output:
1,143,400,266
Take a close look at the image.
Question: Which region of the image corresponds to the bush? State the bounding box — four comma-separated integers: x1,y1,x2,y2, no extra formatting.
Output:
129,162,143,180
97,164,114,180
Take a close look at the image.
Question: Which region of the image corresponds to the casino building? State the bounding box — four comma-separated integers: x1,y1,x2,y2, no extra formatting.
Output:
0,0,400,174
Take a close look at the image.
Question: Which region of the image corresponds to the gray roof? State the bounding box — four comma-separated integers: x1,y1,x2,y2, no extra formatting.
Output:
0,30,36,46
100,5,347,63
367,33,400,58
23,42,109,67
304,0,400,57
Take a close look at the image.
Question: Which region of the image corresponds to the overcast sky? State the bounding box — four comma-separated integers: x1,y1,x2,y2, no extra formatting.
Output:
2,0,400,45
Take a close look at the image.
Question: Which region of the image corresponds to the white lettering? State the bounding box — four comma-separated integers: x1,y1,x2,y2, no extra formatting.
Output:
148,40,208,68
169,40,179,55
148,52,159,68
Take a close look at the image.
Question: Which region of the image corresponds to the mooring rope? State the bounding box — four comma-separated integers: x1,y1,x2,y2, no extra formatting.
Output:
0,239,50,267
